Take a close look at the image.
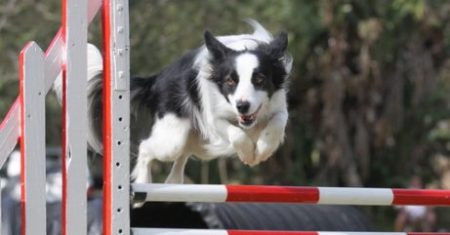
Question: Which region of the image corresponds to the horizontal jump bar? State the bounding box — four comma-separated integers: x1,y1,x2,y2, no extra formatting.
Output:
131,228,450,235
132,183,450,206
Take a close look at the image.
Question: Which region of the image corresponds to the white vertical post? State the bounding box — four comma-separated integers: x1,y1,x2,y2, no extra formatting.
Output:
102,0,131,234
19,42,46,235
61,0,88,234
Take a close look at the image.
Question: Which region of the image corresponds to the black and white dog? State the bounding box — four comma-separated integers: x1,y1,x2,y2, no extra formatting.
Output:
54,20,292,185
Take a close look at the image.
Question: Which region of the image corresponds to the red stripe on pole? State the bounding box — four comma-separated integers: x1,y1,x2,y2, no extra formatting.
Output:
393,189,450,206
407,232,450,235
60,0,68,234
102,0,113,234
45,28,63,56
228,230,318,235
229,232,447,235
229,232,450,235
61,0,67,37
226,185,319,203
408,233,450,235
61,67,68,235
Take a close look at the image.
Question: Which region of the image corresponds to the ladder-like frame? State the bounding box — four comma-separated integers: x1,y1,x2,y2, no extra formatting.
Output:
0,1,449,235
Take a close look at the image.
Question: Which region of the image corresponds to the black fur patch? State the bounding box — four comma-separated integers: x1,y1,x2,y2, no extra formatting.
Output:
131,49,201,119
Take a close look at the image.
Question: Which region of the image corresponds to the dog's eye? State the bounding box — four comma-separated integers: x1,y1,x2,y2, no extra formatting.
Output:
225,76,236,86
253,74,265,85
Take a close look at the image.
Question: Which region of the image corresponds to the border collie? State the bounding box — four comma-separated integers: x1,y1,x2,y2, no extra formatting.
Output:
54,20,293,186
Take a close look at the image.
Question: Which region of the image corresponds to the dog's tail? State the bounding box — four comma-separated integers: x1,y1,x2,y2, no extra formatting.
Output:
52,44,104,154
245,19,293,75
53,44,103,102
245,18,273,43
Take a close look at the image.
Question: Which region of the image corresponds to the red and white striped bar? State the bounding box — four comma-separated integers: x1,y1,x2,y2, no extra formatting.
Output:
131,228,450,235
132,184,450,206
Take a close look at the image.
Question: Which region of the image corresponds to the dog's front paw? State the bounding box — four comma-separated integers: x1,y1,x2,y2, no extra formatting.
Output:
255,128,284,164
229,127,255,166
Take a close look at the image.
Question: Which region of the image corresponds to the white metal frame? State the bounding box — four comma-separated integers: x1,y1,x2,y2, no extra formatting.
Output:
102,0,131,234
0,0,102,234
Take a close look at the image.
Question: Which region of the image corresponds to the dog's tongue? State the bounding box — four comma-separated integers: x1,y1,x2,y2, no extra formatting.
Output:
238,105,262,126
239,114,255,125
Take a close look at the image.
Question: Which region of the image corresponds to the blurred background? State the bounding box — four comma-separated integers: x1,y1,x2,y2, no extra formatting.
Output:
0,0,449,231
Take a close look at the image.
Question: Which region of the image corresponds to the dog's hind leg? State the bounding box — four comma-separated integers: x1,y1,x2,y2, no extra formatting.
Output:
165,154,190,184
132,114,191,208
133,114,191,184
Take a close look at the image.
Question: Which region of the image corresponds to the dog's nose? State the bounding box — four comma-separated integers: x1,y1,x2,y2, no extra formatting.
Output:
236,101,250,114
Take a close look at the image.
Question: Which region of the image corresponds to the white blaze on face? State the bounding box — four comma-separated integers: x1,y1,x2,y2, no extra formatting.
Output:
229,53,267,115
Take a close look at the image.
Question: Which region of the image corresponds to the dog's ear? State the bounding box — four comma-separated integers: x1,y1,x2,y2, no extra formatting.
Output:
269,32,288,59
204,30,232,60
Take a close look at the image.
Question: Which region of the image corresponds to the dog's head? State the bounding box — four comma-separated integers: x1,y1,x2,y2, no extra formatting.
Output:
204,30,291,128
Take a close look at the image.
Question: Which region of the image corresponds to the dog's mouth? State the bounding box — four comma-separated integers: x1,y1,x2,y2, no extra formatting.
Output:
238,105,262,127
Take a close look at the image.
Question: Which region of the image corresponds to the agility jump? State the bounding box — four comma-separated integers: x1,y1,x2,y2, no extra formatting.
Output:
0,0,449,235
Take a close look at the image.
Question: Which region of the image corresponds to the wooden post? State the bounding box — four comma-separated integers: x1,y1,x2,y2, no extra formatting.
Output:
19,42,46,235
61,0,88,234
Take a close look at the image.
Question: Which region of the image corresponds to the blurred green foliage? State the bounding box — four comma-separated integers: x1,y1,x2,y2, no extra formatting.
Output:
0,0,449,230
